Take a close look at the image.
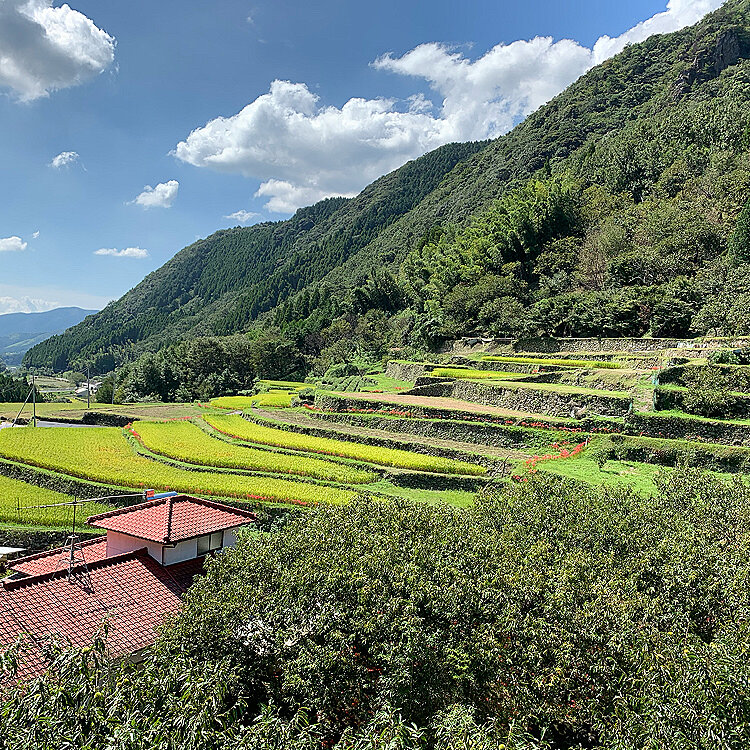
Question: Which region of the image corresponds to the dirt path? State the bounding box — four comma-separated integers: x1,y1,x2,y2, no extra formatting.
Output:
254,407,531,462
326,391,569,423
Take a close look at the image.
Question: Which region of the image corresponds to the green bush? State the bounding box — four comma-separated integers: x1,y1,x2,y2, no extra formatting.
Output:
6,471,750,748
681,366,741,418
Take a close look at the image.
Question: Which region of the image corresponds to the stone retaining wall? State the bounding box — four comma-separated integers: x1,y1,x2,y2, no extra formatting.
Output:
625,413,750,445
449,380,632,418
385,361,428,382
514,337,693,353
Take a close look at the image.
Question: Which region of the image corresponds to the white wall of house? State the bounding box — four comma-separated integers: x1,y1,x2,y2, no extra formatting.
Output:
106,530,164,562
103,525,247,566
162,538,198,566
223,528,240,548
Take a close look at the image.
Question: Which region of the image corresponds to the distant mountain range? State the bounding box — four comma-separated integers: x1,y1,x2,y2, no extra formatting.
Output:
0,308,97,367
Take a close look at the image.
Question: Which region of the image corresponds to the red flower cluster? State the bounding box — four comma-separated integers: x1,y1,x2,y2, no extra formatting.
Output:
524,440,588,470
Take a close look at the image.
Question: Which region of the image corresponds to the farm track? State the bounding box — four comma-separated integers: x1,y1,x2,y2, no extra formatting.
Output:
327,391,570,422
253,407,532,461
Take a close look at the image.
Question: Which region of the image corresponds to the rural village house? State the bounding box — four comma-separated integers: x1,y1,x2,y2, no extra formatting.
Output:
0,494,256,679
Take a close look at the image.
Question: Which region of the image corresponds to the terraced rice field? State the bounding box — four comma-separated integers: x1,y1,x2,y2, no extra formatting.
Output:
0,427,355,506
257,380,306,390
204,414,487,476
481,356,621,369
211,392,295,409
431,367,527,380
133,419,377,484
0,474,113,528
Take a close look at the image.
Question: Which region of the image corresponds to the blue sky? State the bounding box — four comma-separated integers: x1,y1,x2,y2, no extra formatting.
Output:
0,0,722,314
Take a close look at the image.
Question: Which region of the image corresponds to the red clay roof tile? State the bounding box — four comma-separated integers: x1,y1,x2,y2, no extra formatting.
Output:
10,537,108,577
87,494,255,543
0,548,202,681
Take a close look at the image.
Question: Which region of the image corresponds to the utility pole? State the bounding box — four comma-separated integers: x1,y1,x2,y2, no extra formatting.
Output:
87,365,90,409
32,374,36,427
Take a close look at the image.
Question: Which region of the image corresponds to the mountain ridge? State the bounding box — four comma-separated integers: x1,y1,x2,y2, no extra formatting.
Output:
23,0,750,374
0,307,97,367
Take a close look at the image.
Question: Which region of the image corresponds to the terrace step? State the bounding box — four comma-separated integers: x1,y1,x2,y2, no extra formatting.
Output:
251,407,531,463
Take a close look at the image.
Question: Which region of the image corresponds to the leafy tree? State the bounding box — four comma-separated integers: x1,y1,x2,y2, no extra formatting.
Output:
681,365,739,417
728,197,750,263
5,471,750,747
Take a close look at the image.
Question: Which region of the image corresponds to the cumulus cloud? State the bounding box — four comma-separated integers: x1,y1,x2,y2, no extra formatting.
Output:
593,0,723,63
0,0,115,101
130,180,179,209
94,247,149,258
32,230,40,239
0,296,57,314
0,236,27,253
224,209,260,223
174,0,722,213
49,150,80,168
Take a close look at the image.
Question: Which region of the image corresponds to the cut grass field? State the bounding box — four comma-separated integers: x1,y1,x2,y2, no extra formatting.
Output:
481,355,622,369
0,474,112,528
637,408,750,427
0,401,217,422
133,419,377,484
204,413,487,476
534,454,737,496
0,426,355,506
359,372,414,392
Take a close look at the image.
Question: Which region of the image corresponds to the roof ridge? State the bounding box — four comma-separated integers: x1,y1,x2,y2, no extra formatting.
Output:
2,548,150,591
178,495,257,518
86,495,170,525
164,495,174,542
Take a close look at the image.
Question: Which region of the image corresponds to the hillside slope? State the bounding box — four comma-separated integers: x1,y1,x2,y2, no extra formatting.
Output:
24,141,485,371
24,0,750,372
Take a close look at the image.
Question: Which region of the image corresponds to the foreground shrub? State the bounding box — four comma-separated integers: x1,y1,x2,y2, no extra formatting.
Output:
3,470,750,748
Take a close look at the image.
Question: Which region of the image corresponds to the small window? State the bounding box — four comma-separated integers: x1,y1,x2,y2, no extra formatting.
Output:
197,535,210,556
197,532,224,556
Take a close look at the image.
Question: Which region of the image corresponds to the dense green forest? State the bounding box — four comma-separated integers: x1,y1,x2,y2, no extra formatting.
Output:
23,0,750,401
4,470,750,749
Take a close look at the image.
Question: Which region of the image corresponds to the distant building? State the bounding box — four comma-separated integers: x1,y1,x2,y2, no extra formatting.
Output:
75,380,100,399
0,494,255,680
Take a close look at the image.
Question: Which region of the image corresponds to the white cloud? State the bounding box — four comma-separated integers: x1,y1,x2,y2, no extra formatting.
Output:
0,296,57,314
32,231,40,239
592,0,723,63
130,180,179,209
0,236,27,253
0,0,115,101
174,0,722,213
224,209,260,223
0,283,110,312
49,151,79,168
94,247,149,258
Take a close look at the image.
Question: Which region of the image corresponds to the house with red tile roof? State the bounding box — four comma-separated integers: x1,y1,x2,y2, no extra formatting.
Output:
0,494,255,680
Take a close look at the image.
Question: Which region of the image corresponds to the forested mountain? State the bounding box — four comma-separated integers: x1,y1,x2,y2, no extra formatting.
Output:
23,141,485,372
0,307,96,366
23,0,750,390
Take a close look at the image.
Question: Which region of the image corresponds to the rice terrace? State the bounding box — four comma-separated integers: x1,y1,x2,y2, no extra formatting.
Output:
3,336,750,536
